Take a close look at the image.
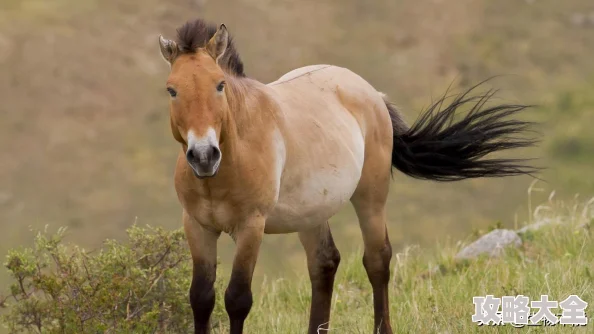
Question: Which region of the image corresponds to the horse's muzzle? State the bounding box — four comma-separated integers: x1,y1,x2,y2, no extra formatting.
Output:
186,144,221,178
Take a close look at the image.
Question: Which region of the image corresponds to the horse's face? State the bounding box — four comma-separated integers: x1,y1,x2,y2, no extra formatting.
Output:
158,25,229,178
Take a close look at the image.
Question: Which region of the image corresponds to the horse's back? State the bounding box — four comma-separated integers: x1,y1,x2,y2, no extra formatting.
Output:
264,65,392,233
268,64,333,85
270,65,391,136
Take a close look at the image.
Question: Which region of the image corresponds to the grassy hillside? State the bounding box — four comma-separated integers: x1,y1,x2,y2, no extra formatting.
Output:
1,0,594,302
216,195,594,333
2,196,592,333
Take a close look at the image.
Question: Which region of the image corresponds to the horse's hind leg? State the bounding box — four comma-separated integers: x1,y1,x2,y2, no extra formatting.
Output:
351,153,393,334
298,221,341,334
352,195,393,334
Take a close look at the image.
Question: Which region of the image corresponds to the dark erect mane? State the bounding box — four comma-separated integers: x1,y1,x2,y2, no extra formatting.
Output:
176,19,245,77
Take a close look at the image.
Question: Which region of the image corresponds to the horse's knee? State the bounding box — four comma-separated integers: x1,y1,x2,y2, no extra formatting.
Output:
224,280,253,321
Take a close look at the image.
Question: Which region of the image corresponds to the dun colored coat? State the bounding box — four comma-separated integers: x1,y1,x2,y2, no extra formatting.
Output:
158,19,537,334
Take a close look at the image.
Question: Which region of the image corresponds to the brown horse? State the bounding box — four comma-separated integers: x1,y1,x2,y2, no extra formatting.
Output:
158,19,537,334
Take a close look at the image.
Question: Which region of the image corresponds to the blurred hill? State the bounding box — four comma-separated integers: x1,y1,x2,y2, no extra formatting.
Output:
1,0,594,287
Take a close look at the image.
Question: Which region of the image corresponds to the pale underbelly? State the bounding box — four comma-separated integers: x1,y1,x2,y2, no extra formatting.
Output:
265,67,368,233
264,164,363,234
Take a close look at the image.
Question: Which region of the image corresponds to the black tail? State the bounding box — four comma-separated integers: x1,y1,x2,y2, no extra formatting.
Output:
386,84,540,181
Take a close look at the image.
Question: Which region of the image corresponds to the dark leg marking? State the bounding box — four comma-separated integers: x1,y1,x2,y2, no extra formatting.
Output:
190,261,217,334
300,222,341,334
225,269,253,334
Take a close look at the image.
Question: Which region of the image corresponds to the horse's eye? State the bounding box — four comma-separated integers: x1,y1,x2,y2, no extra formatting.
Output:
216,81,225,92
167,87,177,98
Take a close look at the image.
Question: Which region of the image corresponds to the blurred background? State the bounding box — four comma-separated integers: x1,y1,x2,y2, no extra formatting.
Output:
1,0,593,289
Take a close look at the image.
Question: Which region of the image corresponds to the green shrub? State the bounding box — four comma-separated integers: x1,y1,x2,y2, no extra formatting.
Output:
0,225,224,334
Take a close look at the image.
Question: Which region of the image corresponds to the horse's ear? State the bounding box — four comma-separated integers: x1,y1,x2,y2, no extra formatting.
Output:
205,24,228,63
159,35,179,65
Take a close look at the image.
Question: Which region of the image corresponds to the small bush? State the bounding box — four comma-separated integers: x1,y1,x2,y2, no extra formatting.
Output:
0,225,224,334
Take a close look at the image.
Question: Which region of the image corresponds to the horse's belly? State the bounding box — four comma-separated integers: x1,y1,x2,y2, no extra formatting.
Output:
265,75,368,233
265,172,360,233
265,158,363,234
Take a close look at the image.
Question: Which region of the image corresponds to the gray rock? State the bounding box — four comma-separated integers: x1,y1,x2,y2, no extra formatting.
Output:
455,229,522,260
517,218,555,233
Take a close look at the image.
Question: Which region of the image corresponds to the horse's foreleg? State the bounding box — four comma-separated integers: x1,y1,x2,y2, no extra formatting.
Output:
183,211,221,334
298,221,341,334
225,215,265,334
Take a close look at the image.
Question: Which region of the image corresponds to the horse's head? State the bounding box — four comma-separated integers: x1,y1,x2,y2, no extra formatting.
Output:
158,24,230,178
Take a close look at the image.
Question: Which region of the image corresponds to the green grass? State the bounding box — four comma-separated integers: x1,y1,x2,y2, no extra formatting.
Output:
215,197,593,333
6,194,591,333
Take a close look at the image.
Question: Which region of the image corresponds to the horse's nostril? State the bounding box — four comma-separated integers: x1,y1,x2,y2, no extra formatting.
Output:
186,148,196,162
212,146,221,162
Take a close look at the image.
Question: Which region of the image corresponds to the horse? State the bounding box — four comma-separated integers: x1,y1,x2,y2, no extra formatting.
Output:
157,19,537,334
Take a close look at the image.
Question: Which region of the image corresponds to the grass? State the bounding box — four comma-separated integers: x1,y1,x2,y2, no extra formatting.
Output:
212,195,593,333
2,193,592,333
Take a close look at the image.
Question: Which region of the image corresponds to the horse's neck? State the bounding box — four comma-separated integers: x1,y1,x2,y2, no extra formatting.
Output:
220,76,277,156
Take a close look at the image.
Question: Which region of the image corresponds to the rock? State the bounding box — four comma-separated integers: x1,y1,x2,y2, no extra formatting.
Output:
455,229,522,260
516,218,555,233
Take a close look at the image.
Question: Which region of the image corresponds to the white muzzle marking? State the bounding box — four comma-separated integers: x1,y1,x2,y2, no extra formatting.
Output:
186,128,222,178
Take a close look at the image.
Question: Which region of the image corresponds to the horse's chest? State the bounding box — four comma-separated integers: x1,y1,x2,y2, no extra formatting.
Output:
183,197,237,233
